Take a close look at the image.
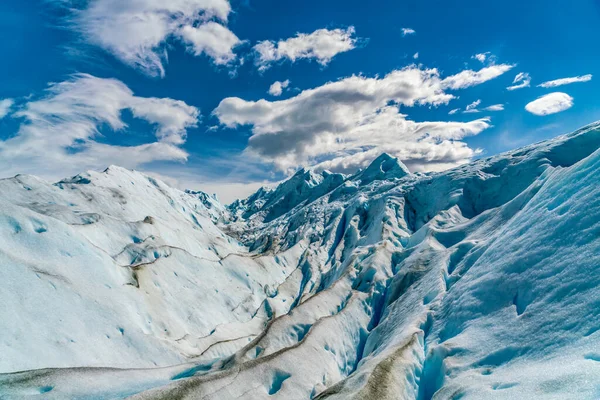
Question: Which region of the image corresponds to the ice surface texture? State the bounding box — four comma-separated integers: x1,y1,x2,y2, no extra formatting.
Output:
1,122,600,399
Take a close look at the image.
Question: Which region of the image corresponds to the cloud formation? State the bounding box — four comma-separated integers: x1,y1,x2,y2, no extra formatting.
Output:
483,104,504,111
454,100,504,114
0,99,14,119
472,52,490,63
214,65,509,174
56,0,239,77
506,72,531,91
441,64,514,90
307,112,490,174
253,27,358,71
179,22,242,65
0,74,199,178
538,74,592,88
402,28,416,36
268,80,291,96
463,99,481,113
525,92,573,116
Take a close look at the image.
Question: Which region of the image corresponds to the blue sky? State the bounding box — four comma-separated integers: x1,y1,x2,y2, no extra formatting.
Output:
0,0,599,202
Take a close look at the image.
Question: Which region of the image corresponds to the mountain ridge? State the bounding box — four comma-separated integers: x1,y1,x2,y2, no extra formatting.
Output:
1,121,600,399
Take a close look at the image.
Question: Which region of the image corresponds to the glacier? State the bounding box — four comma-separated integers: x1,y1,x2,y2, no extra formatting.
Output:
1,122,600,399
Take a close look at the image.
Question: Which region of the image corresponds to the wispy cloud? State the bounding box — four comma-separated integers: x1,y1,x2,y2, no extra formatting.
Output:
268,79,291,96
0,74,199,178
506,72,531,91
472,52,490,63
402,28,416,36
413,52,419,59
448,108,460,115
253,27,358,71
455,100,504,114
538,74,592,88
525,92,573,116
441,64,514,90
483,104,504,111
471,52,498,65
463,99,481,113
214,65,501,174
0,99,14,119
53,0,240,77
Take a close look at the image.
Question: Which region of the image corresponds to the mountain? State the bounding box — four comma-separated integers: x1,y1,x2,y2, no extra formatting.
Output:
1,122,600,399
229,168,346,223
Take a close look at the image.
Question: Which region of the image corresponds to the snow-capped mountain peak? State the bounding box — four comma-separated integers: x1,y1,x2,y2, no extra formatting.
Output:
2,122,600,400
351,152,410,185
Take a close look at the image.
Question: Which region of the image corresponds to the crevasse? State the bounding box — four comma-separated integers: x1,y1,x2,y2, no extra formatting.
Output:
1,122,600,399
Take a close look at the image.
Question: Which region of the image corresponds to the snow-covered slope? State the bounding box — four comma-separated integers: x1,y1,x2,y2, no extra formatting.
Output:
1,122,600,399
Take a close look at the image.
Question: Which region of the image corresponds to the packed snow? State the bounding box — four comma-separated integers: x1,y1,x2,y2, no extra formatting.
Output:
1,122,600,399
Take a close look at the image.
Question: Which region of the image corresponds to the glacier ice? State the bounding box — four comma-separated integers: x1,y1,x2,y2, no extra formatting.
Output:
1,122,600,399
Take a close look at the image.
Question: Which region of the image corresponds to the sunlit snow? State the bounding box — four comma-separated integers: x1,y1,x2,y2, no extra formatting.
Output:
1,123,600,399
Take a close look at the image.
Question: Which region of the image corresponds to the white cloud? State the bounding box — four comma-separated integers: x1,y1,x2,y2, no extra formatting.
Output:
268,79,291,96
402,28,416,36
483,104,504,111
0,99,14,119
538,74,592,88
441,64,514,90
0,74,199,178
506,72,531,91
458,101,503,114
55,0,239,77
463,99,481,113
253,27,358,71
214,65,499,174
472,52,490,63
448,108,460,115
413,52,419,59
179,22,242,65
525,92,573,116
